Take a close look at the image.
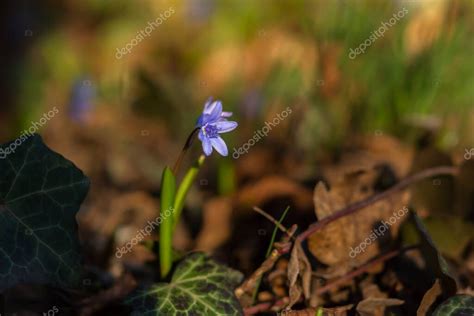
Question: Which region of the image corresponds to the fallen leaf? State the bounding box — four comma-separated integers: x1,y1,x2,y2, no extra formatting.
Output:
417,279,442,316
308,168,410,276
356,297,404,316
287,241,312,308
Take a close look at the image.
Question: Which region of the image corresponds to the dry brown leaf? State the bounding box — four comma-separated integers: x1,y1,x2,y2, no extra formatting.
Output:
355,279,404,316
360,278,386,298
194,197,233,252
309,182,354,268
308,168,411,277
356,297,404,316
417,279,442,316
320,304,354,316
287,284,303,311
287,241,312,308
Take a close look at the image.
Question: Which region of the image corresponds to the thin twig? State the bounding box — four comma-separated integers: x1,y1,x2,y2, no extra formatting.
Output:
253,206,294,239
244,297,288,315
315,245,417,295
236,225,297,300
242,166,458,314
296,166,458,243
244,246,416,315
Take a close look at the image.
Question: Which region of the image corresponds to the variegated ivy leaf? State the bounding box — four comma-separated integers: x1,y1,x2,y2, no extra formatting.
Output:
0,134,89,291
433,295,474,316
127,252,244,316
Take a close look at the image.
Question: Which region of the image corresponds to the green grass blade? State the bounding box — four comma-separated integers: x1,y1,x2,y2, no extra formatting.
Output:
159,166,176,278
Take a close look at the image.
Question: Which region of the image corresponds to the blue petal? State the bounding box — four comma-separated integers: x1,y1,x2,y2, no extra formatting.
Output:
221,111,233,118
210,136,228,156
199,132,213,156
198,128,205,140
203,100,222,122
215,121,238,133
203,97,213,111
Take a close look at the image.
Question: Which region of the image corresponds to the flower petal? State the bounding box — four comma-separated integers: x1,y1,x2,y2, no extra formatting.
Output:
203,97,213,111
201,138,213,156
210,136,228,156
215,120,238,133
203,100,222,122
221,111,233,118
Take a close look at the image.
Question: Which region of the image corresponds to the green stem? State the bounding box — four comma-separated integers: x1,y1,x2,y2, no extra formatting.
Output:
172,155,205,231
159,167,176,278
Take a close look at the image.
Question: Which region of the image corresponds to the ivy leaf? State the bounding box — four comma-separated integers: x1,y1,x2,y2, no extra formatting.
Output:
127,252,244,316
433,295,474,316
0,134,90,291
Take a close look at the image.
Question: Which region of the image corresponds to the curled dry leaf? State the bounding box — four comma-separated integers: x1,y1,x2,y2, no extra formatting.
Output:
308,168,411,276
417,279,442,316
356,298,404,316
236,225,296,307
355,277,404,316
287,241,312,309
321,304,354,316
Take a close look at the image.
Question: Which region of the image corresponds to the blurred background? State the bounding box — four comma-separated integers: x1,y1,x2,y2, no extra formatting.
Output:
1,0,472,149
1,0,473,302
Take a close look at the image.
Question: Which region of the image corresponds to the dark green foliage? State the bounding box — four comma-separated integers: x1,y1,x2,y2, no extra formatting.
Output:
0,134,89,291
433,295,474,316
127,252,244,316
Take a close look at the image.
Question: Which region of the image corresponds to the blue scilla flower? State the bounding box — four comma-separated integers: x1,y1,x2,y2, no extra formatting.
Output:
196,98,237,156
